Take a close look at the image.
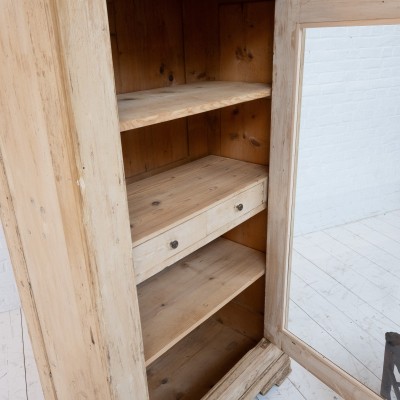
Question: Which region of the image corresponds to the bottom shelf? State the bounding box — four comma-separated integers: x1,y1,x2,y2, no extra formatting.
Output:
147,316,257,400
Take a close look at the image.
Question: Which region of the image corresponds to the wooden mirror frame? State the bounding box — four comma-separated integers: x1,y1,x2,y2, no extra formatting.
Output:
265,1,400,399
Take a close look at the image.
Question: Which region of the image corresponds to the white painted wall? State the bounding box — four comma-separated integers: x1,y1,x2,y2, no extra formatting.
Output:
0,225,20,312
294,25,400,236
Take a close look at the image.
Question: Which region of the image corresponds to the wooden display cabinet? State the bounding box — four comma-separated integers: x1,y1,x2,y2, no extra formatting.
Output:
0,0,290,399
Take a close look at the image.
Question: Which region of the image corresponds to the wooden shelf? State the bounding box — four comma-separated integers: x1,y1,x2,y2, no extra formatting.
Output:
117,81,271,131
146,317,257,400
128,155,268,283
138,238,265,366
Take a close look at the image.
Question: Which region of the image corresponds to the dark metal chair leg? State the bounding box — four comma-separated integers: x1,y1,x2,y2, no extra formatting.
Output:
381,332,400,400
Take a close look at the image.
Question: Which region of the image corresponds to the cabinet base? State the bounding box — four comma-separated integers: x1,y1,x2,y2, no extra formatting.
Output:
202,338,291,400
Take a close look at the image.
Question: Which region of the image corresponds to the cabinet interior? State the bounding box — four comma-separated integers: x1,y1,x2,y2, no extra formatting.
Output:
106,0,275,397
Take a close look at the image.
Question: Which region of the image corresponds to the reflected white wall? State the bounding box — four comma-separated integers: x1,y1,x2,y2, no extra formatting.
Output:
294,25,400,235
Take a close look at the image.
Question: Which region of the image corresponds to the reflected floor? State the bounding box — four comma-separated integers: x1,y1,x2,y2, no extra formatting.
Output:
289,209,400,398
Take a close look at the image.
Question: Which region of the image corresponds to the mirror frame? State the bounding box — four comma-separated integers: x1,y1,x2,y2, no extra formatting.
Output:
265,1,400,399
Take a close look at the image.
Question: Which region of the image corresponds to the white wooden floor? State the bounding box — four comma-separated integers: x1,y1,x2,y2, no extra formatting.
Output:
289,209,400,398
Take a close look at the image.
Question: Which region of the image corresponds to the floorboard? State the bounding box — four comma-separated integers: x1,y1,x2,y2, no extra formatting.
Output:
289,209,400,398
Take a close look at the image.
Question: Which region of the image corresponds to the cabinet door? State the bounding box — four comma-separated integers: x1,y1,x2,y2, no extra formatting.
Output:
266,1,400,399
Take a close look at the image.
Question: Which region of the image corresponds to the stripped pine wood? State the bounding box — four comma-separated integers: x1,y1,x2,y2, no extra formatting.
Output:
202,339,290,400
299,0,400,24
121,119,189,180
128,156,267,245
146,317,257,400
267,0,400,397
138,238,265,366
129,156,268,282
111,0,186,94
273,359,344,400
0,0,148,398
219,2,275,83
118,82,271,131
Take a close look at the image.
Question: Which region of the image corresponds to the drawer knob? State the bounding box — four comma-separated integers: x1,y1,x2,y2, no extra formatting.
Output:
170,240,179,249
236,203,244,211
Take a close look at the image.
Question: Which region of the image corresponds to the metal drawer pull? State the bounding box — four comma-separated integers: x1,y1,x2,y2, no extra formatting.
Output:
170,240,179,249
236,203,244,211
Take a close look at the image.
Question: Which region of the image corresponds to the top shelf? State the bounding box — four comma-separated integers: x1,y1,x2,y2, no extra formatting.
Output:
117,81,271,132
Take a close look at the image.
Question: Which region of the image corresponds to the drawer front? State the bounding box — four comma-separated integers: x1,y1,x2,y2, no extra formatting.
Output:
133,213,207,283
133,180,267,284
206,182,266,234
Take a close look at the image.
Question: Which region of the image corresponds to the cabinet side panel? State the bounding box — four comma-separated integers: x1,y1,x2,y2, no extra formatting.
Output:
0,0,149,398
0,1,112,398
53,0,149,397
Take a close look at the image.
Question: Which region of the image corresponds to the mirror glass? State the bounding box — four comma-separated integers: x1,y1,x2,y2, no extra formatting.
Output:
287,24,400,398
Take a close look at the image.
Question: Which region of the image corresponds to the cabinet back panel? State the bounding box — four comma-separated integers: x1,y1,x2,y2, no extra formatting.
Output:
109,0,185,93
121,119,188,180
108,0,274,181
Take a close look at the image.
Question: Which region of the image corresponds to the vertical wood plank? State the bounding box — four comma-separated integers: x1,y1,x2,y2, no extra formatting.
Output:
52,0,149,397
113,0,186,93
219,1,275,83
220,99,271,165
0,0,148,398
264,0,301,348
183,0,220,83
121,119,189,180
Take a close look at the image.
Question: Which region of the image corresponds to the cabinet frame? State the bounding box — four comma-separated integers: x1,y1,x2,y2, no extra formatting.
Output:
0,0,288,399
0,1,148,398
266,1,400,399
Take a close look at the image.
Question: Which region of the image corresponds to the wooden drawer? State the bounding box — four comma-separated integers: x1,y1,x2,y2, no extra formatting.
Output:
206,183,266,234
133,180,267,283
128,156,268,284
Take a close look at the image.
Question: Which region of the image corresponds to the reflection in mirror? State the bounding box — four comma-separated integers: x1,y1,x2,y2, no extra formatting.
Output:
287,25,400,398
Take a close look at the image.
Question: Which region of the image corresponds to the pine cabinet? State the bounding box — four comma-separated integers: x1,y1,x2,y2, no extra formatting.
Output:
0,0,290,399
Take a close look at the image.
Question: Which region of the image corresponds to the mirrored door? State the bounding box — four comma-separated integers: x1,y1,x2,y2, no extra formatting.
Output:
265,3,400,400
287,24,400,399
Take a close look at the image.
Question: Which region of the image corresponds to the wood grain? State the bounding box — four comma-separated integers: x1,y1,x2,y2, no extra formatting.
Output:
220,99,271,165
266,0,400,398
219,1,275,83
121,119,188,180
299,0,400,24
138,238,265,366
202,339,290,400
0,0,148,398
118,82,271,131
130,156,268,283
128,155,268,246
112,0,185,93
146,317,257,400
